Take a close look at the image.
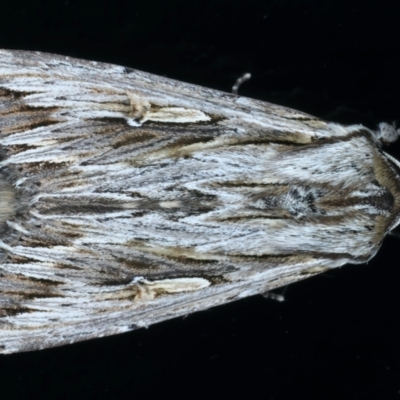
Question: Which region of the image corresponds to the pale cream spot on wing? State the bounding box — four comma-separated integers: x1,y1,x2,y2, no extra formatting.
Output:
95,277,211,302
303,120,327,128
143,107,211,123
301,266,329,274
141,277,210,298
126,92,151,119
135,278,210,301
159,200,181,209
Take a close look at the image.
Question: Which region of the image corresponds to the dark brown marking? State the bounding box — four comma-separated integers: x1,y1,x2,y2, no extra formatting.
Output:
164,255,219,266
0,307,34,317
19,291,63,300
166,135,215,148
112,130,159,149
19,236,68,248
96,277,133,286
53,263,83,270
0,88,36,100
116,257,158,271
19,161,69,173
16,275,63,286
94,117,127,125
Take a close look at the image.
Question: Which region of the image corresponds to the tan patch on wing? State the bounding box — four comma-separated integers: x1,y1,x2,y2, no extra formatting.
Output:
142,107,210,123
136,277,211,300
95,277,211,302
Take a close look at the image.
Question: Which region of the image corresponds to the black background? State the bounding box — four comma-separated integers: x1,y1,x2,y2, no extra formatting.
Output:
1,1,400,399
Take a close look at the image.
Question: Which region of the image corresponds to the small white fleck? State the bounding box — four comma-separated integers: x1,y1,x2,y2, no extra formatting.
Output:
126,118,142,127
159,201,181,209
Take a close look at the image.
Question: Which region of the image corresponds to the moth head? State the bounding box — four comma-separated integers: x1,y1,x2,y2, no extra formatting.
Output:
375,122,400,146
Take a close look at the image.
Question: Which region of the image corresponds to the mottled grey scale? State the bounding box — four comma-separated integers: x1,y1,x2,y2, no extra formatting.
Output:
0,89,60,135
248,185,324,219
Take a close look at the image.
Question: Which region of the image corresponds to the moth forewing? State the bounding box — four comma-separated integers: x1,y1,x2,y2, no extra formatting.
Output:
0,49,398,353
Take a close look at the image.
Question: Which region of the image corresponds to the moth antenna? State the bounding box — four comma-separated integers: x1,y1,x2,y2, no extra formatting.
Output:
232,72,251,95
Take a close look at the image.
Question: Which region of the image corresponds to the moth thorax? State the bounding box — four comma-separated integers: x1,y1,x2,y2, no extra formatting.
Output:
0,178,16,225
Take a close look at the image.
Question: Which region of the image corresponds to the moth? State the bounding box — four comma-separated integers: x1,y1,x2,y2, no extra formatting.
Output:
0,50,398,354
